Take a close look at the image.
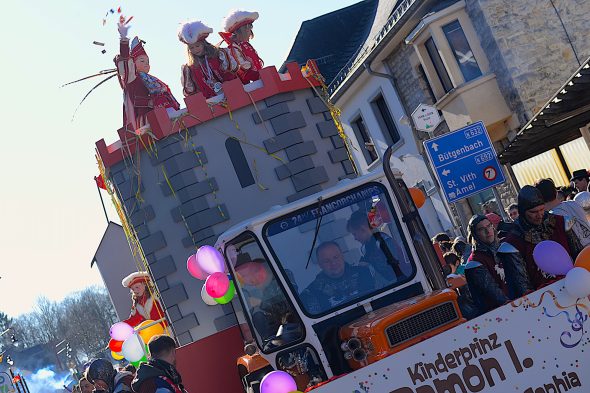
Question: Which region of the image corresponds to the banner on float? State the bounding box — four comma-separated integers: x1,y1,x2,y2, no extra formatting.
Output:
314,281,590,393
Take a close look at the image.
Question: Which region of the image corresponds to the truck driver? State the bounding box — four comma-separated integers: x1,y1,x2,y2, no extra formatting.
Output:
301,241,374,314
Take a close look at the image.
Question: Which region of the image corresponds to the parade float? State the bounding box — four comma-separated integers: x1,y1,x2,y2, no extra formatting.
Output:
90,9,590,393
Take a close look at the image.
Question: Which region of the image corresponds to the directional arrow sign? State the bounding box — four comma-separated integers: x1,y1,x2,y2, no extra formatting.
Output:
423,121,505,203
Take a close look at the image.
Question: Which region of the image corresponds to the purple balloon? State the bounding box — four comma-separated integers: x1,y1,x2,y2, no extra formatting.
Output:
196,245,225,275
260,371,297,393
532,240,573,276
206,272,230,298
187,253,208,280
110,322,134,341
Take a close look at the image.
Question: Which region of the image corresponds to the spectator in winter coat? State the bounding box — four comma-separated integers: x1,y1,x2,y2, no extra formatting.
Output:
85,359,133,393
503,186,583,289
464,215,530,315
132,335,187,393
536,178,590,248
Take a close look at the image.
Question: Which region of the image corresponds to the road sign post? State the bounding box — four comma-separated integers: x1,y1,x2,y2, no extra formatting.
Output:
411,103,441,132
423,121,506,204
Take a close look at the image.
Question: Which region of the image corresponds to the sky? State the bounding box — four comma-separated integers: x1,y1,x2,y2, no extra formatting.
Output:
0,0,359,318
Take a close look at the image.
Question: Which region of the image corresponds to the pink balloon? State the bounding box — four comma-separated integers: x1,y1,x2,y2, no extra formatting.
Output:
260,371,297,393
187,254,208,280
110,322,134,341
205,272,230,298
533,240,573,276
197,245,225,274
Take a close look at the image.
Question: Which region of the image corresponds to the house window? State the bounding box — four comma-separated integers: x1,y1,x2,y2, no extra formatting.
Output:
371,94,401,147
425,37,453,93
350,116,378,165
225,138,255,188
442,20,482,83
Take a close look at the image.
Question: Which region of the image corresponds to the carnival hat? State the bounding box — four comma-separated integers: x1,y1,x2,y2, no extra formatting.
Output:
130,37,147,59
222,9,259,33
122,271,151,288
178,20,213,44
570,169,589,182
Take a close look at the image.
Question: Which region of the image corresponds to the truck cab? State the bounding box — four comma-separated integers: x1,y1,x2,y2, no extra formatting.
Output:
217,162,464,392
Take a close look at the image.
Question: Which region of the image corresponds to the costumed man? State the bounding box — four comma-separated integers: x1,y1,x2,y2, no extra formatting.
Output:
122,272,167,328
86,358,134,393
220,10,264,84
178,20,237,98
132,335,187,393
503,186,583,290
115,21,180,129
464,215,531,316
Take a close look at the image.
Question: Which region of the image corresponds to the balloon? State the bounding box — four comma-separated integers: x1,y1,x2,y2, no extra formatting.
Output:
111,351,124,360
214,281,235,305
564,267,590,298
409,187,426,208
574,246,590,272
260,371,297,393
236,262,268,287
187,253,208,280
109,338,123,352
121,333,146,362
110,322,134,341
574,191,590,211
137,320,165,344
201,284,218,306
130,355,147,369
196,245,225,275
206,272,230,298
532,240,573,275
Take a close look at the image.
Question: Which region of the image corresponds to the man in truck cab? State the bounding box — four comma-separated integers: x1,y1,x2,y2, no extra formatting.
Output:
346,210,405,282
301,241,374,314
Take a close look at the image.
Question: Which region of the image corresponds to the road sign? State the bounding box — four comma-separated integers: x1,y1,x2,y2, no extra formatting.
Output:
423,121,505,203
411,103,441,132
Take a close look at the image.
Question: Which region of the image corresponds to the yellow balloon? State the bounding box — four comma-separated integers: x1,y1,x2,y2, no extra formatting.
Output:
111,350,124,360
137,320,165,344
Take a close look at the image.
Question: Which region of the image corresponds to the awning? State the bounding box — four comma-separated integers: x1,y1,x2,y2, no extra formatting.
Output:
498,56,590,165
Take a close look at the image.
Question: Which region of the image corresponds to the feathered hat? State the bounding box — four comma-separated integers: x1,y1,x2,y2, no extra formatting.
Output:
122,271,151,288
129,36,147,59
222,9,258,33
178,20,214,44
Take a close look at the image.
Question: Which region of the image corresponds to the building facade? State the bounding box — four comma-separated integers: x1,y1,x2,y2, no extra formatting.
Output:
286,0,590,222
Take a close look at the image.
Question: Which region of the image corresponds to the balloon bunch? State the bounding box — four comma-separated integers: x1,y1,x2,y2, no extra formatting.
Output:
187,245,236,305
108,320,165,365
260,371,302,393
533,241,590,298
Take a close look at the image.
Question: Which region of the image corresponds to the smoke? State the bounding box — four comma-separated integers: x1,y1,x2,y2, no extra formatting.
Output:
22,367,73,393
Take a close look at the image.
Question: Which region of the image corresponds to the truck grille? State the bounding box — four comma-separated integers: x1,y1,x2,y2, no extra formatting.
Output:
385,302,458,347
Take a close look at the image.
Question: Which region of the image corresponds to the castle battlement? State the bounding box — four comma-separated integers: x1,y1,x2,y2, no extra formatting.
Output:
96,62,320,168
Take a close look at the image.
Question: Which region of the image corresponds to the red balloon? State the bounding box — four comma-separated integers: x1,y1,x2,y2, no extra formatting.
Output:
236,262,268,287
109,338,123,352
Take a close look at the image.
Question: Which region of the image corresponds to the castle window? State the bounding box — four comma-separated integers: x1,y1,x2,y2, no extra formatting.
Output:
225,138,255,188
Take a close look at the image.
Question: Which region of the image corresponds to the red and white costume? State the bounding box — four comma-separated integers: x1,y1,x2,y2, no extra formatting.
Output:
220,10,264,84
121,272,168,328
115,36,180,129
178,20,237,98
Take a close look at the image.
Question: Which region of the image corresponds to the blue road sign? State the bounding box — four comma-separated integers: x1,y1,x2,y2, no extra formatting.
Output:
423,121,505,203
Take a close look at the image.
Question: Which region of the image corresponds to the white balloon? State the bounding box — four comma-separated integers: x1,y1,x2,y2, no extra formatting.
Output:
121,333,146,362
564,267,590,298
201,284,218,306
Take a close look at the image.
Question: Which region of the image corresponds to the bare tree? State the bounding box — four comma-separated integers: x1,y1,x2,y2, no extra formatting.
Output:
11,286,117,360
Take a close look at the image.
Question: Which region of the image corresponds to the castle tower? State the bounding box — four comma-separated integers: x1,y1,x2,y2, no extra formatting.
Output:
96,63,356,345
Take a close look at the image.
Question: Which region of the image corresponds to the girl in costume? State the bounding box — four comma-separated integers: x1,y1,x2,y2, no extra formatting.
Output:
178,20,237,98
115,22,180,129
220,10,264,84
121,272,167,328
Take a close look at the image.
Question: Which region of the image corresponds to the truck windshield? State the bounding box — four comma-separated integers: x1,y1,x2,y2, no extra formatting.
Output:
264,182,416,317
225,232,305,353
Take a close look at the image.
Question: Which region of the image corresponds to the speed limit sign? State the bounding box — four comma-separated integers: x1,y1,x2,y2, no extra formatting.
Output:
483,166,497,181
